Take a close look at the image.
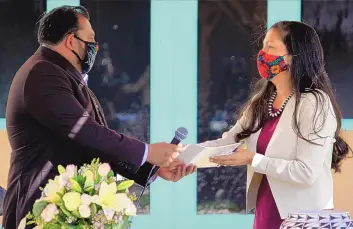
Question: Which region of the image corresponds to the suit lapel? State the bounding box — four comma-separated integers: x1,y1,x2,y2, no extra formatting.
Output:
86,87,108,127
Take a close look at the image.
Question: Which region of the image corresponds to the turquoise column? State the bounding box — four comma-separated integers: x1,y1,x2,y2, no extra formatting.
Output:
132,0,198,228
0,119,5,129
342,119,353,130
267,0,302,27
46,0,79,11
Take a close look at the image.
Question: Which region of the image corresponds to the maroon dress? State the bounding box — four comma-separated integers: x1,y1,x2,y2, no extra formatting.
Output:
253,112,283,229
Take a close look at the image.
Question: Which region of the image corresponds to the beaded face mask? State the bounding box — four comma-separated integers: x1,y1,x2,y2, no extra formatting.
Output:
257,50,289,80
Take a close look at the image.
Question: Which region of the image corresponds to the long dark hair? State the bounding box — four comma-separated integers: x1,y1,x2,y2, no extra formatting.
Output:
236,21,350,172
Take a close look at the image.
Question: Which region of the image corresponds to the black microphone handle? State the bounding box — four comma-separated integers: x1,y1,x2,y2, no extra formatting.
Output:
170,137,181,145
131,133,186,229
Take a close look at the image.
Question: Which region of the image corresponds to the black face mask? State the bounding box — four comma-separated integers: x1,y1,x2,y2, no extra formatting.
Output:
72,35,99,74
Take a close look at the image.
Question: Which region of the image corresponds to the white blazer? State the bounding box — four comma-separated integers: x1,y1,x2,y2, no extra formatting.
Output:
201,91,337,219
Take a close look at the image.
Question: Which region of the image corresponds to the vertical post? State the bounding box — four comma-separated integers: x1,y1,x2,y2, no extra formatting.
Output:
133,0,198,229
46,0,79,11
149,0,198,226
267,0,302,27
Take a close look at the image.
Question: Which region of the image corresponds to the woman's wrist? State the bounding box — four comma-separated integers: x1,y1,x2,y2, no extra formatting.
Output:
247,152,256,165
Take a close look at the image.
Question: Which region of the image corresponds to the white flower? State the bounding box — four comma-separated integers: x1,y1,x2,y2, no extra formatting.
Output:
125,201,137,216
81,194,92,206
103,208,115,221
113,193,135,213
91,195,99,204
65,165,76,178
34,226,44,229
116,174,124,181
41,203,59,222
98,163,111,177
57,174,69,188
43,179,63,203
79,204,91,218
18,217,27,229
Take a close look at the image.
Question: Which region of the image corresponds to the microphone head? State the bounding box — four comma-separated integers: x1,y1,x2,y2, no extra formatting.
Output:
175,127,188,141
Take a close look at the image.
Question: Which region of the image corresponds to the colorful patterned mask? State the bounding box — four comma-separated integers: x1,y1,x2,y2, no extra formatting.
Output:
257,50,289,80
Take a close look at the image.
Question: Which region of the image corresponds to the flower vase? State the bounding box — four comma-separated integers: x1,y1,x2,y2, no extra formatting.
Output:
280,210,353,229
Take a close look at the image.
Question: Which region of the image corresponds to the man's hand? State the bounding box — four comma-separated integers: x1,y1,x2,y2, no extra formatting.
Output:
147,142,181,167
157,162,197,182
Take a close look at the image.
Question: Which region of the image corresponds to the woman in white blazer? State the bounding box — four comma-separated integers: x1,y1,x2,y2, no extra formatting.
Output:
202,21,350,229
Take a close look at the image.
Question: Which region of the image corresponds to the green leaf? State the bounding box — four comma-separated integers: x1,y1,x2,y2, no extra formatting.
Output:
117,180,134,191
123,214,130,221
107,170,114,178
69,178,83,193
90,203,97,216
59,204,72,217
57,192,64,198
84,186,93,193
95,173,102,184
116,217,130,229
76,174,86,187
26,212,34,219
58,165,66,174
104,224,113,229
72,210,81,218
32,201,48,217
26,218,36,225
81,176,87,187
44,222,62,229
77,224,89,229
26,220,35,225
58,221,77,229
112,223,120,229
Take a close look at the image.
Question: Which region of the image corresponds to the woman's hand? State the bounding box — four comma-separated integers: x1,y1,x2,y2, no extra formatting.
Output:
209,148,256,166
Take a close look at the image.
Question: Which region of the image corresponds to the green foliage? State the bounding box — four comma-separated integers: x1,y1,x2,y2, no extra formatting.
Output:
117,180,134,191
33,201,49,217
26,158,137,228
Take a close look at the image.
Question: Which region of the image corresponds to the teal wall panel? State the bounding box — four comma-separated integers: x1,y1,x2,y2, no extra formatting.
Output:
46,0,80,11
133,0,198,228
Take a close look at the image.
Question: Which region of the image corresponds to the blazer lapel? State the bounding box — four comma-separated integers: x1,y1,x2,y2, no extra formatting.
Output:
265,95,296,156
246,95,296,212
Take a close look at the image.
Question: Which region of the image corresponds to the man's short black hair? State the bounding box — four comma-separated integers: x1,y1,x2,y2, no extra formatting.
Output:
37,5,90,45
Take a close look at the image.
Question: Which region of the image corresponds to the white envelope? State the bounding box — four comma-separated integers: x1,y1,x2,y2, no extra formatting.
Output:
178,142,243,168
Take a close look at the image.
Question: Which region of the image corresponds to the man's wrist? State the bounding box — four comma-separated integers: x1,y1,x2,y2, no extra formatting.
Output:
141,143,149,165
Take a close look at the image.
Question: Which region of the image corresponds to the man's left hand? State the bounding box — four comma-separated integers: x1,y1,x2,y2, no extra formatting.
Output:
157,163,197,182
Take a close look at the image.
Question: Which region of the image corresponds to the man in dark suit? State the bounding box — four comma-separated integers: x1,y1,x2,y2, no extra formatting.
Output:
2,6,195,228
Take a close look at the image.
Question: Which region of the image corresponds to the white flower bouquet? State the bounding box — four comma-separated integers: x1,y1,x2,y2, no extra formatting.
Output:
26,159,137,229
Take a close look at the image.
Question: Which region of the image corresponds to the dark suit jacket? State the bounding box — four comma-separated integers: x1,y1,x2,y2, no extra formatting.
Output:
2,46,154,228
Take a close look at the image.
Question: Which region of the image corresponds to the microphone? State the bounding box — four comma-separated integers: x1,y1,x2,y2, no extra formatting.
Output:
171,127,188,145
149,127,188,176
135,127,189,208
